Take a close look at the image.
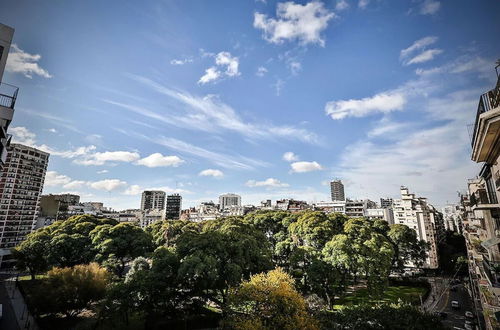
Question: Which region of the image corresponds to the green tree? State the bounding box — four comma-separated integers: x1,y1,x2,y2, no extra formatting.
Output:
176,217,272,315
12,231,51,280
289,211,345,249
91,223,153,277
31,263,110,317
227,268,318,330
387,224,428,271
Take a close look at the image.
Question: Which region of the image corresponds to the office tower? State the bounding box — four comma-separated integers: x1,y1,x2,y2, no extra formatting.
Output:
0,23,18,169
330,180,345,201
0,144,49,267
165,194,182,220
140,190,166,211
219,193,241,210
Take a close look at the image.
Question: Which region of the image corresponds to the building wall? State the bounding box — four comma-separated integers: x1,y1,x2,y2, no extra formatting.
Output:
166,194,182,220
141,190,166,211
330,180,345,201
219,193,241,210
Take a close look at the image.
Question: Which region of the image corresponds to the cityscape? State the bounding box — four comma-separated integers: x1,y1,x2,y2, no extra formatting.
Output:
0,1,499,330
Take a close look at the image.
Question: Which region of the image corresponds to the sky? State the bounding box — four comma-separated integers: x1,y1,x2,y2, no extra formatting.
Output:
0,0,499,211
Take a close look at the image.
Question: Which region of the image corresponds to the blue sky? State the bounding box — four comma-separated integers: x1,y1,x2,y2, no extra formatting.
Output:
1,0,499,210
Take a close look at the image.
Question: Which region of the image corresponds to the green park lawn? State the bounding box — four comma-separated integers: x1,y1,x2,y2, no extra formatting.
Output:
333,285,428,309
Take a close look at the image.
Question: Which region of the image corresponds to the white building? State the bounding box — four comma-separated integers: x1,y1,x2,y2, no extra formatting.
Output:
393,186,443,269
139,209,164,228
0,144,49,267
141,190,166,211
365,208,394,224
313,200,346,214
219,193,241,211
345,199,377,217
442,204,462,233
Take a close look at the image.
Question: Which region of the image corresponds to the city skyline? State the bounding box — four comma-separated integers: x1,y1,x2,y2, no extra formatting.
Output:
1,1,499,210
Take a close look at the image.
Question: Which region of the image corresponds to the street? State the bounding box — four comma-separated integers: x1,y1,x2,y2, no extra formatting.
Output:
0,278,20,330
429,278,484,330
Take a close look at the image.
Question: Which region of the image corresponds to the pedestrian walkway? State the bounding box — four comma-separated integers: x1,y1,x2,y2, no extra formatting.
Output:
423,277,448,312
2,278,38,330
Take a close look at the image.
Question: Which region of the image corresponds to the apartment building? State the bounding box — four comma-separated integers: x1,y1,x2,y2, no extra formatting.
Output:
140,190,166,211
330,179,345,201
165,193,182,220
0,24,17,169
36,193,80,228
462,65,500,329
219,193,241,211
345,199,377,217
393,186,443,269
0,144,49,268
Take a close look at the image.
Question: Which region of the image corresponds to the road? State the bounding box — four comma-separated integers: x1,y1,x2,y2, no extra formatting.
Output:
429,278,484,330
0,278,20,330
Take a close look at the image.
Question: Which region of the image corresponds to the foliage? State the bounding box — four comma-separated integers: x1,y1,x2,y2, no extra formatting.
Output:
388,224,428,271
12,231,51,279
317,303,446,330
30,263,110,317
146,219,201,248
91,222,153,277
227,268,319,330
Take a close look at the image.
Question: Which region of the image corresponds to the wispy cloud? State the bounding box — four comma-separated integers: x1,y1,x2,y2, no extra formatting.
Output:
420,0,440,15
170,58,193,65
254,1,335,46
6,44,52,78
246,178,289,188
198,51,240,84
400,36,442,66
290,161,323,173
199,169,224,178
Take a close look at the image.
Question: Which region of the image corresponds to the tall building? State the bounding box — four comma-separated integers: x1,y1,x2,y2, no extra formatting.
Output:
393,186,443,269
462,64,500,329
330,180,345,201
0,144,49,267
345,199,377,217
380,198,394,209
0,24,18,169
36,193,80,228
140,190,166,211
165,193,182,220
219,193,241,210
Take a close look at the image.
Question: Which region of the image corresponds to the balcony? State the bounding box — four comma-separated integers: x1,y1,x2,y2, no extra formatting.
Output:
471,75,500,163
470,188,499,209
0,82,18,109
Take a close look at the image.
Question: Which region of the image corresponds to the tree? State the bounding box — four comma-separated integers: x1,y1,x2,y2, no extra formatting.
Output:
12,231,51,280
227,268,318,330
146,220,201,248
91,223,153,277
387,224,428,271
176,217,272,315
318,302,446,330
31,263,110,317
289,211,344,249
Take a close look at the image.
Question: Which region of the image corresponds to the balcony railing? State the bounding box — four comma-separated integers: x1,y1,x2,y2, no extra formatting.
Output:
0,83,18,109
471,77,500,147
470,188,498,206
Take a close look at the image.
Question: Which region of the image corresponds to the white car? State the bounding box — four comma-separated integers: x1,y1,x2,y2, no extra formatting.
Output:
451,300,460,309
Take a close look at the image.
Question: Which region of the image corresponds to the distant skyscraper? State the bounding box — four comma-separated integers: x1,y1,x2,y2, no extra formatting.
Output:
140,190,166,211
380,198,394,209
219,193,241,210
165,194,182,220
330,180,345,201
0,144,49,267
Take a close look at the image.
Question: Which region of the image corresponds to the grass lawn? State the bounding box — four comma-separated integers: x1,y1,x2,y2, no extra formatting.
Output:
333,285,428,309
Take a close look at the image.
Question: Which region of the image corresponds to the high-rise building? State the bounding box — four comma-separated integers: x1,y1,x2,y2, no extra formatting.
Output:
219,193,241,210
380,198,394,209
140,190,166,211
165,194,182,220
393,186,443,269
36,193,80,228
330,180,345,201
0,24,18,169
0,144,49,267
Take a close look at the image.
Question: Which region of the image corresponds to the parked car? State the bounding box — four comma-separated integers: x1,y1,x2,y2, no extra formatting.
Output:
452,300,460,309
465,311,474,319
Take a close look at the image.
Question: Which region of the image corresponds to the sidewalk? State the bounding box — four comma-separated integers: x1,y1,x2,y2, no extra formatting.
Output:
422,277,447,312
2,278,39,330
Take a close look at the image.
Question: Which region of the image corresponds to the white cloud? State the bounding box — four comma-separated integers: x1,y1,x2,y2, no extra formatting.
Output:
170,58,193,65
97,170,109,174
256,66,268,77
199,169,224,178
63,180,86,189
246,178,290,188
122,76,320,144
405,49,443,65
420,0,440,15
74,151,140,166
136,153,184,168
290,161,323,173
283,151,299,162
358,0,369,9
47,128,57,133
6,44,52,79
89,179,127,192
253,1,335,46
325,90,406,120
198,51,240,84
367,117,411,138
400,36,442,66
44,171,72,187
10,126,37,145
400,36,438,59
273,78,285,96
336,0,349,11
123,184,142,195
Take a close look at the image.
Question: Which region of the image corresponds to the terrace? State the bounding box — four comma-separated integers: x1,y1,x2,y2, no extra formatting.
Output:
0,82,18,109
